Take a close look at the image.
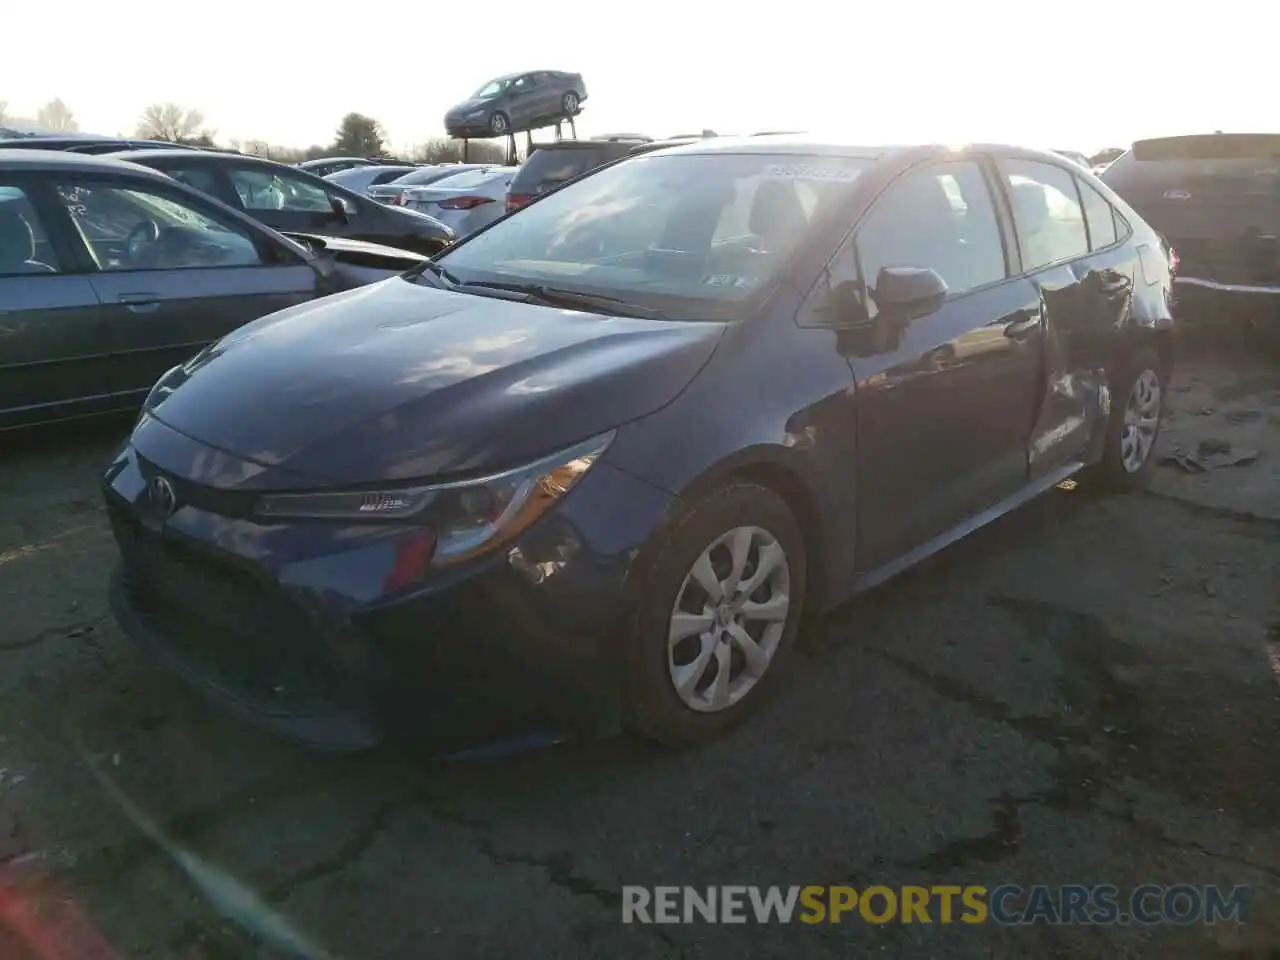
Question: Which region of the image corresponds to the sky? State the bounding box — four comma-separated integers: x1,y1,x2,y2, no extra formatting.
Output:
2,0,1273,155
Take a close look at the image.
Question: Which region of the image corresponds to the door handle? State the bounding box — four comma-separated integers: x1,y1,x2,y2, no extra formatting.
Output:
118,293,160,313
1004,309,1042,339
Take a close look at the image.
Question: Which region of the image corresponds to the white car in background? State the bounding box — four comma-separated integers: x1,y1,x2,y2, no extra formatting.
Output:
399,166,516,238
324,164,419,195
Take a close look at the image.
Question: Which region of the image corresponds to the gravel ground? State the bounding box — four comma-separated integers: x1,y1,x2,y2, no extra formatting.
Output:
0,350,1276,959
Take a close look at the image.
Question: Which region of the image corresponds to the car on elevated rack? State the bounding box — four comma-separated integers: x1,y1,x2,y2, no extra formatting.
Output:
112,150,455,256
445,71,587,138
0,150,425,432
102,135,1173,755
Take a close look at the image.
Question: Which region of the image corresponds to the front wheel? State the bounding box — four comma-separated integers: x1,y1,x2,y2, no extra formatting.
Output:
488,112,509,135
1090,346,1168,490
562,92,580,115
625,483,806,745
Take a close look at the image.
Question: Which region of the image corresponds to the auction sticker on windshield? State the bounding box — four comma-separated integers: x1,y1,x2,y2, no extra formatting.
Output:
764,164,860,182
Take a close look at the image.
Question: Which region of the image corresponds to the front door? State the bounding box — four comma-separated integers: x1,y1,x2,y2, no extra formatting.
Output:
51,178,318,402
0,179,109,429
841,158,1045,572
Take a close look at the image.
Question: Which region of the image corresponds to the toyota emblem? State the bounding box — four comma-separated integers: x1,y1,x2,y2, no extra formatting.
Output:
149,476,178,518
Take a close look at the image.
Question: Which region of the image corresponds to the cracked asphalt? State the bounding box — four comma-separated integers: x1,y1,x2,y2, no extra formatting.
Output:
0,348,1276,959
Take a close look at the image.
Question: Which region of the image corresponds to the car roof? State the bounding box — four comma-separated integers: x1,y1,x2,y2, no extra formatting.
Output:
0,148,177,177
107,148,281,167
641,134,1084,166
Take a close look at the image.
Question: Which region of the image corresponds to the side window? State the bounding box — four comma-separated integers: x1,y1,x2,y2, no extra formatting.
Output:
1076,177,1118,250
512,75,531,93
54,183,264,271
0,185,61,275
229,167,333,213
1003,160,1089,270
164,166,221,197
856,160,1006,306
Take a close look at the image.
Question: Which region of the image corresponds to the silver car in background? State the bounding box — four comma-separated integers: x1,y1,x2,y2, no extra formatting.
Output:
324,164,418,195
399,166,516,238
366,164,494,206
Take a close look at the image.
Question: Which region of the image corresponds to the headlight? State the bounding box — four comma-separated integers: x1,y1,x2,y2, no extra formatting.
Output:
253,432,614,566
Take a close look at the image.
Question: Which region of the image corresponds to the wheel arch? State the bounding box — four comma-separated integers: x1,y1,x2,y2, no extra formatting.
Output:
666,445,830,614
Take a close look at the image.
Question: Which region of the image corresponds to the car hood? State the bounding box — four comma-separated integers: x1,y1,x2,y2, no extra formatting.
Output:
282,232,426,268
146,278,726,487
447,99,490,116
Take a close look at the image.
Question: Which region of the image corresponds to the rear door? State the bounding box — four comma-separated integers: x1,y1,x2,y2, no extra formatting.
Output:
0,177,109,428
50,176,319,401
996,157,1104,476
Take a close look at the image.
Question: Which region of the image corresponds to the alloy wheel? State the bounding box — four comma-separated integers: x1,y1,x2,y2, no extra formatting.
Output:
667,526,791,713
1120,368,1162,473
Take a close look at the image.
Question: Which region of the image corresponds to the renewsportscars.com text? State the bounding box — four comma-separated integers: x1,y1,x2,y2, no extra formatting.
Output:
621,884,1249,925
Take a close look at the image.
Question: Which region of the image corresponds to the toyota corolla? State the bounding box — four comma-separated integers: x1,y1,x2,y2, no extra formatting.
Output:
102,136,1174,753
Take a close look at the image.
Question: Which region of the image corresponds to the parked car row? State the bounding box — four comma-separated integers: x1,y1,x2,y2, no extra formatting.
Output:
89,134,1176,756
0,150,426,431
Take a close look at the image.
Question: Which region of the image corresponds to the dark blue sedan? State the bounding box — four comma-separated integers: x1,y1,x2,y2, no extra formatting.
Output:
102,136,1175,753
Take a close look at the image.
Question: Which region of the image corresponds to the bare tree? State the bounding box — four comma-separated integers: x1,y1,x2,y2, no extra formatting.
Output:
36,98,78,132
136,103,207,142
410,138,506,164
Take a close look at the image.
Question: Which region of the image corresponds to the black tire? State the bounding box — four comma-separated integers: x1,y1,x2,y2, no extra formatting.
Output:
1089,345,1168,491
562,92,579,115
488,112,509,136
624,483,807,745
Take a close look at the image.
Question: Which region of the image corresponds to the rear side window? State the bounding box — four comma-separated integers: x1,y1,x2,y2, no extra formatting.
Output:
1003,159,1089,271
372,169,412,185
1077,178,1118,250
0,185,61,274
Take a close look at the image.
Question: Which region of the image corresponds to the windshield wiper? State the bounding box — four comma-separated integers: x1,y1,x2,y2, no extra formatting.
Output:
406,259,460,286
456,281,669,320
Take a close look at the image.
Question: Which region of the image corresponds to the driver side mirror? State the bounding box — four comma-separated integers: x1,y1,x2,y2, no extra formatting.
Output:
873,266,948,321
329,195,352,223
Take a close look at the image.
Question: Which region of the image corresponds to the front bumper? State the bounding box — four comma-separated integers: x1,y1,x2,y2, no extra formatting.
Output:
1173,276,1280,324
444,117,492,139
102,418,676,752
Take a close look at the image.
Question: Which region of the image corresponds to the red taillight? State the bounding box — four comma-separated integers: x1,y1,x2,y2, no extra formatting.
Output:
437,195,494,211
394,191,409,206
1168,246,1180,275
505,194,532,213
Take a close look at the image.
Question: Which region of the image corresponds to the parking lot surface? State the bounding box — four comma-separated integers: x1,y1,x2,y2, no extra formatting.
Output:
0,351,1276,959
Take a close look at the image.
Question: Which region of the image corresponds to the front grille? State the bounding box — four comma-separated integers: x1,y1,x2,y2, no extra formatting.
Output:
110,507,341,715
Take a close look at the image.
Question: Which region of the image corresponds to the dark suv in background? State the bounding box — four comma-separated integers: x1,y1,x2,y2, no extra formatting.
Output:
1102,133,1280,327
505,137,652,212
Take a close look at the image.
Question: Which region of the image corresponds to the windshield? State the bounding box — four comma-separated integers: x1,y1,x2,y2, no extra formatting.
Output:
472,79,509,99
435,152,868,319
